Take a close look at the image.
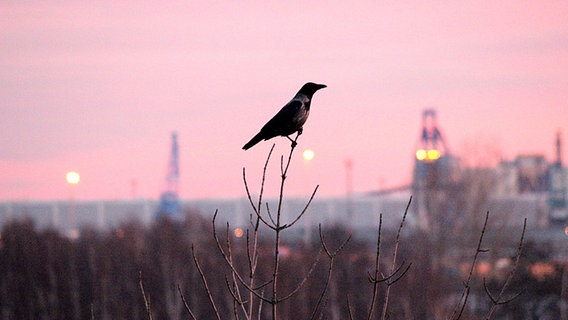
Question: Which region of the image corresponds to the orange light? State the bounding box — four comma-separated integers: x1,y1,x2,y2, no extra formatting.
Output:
234,228,244,238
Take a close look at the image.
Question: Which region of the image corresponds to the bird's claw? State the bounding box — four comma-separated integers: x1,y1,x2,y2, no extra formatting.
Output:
286,135,298,148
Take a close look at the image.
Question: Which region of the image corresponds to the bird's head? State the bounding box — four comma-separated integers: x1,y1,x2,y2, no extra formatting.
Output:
298,82,327,97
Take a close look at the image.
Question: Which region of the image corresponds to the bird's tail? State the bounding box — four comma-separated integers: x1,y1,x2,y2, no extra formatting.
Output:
242,132,264,150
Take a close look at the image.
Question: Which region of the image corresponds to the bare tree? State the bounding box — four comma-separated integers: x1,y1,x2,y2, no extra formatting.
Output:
189,136,350,320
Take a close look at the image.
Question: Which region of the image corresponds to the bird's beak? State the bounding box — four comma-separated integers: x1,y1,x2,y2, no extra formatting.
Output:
317,84,327,90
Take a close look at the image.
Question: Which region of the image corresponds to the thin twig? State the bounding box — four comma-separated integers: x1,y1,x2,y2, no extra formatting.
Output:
225,222,250,319
347,294,355,320
225,276,246,305
243,144,275,215
249,196,275,230
177,285,197,320
258,144,275,217
279,248,323,302
244,144,276,230
484,218,527,319
283,185,319,229
139,271,153,320
211,212,273,304
266,203,277,227
367,213,383,320
449,211,490,320
384,262,412,286
192,245,222,320
253,280,273,291
309,224,352,320
381,196,412,320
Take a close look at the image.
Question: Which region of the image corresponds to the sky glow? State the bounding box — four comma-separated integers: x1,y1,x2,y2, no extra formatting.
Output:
1,1,568,200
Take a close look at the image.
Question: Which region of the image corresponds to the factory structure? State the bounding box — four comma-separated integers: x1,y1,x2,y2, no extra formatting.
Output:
410,109,567,231
1,111,567,253
411,109,567,230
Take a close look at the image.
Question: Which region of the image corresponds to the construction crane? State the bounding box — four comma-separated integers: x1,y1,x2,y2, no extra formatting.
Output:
156,132,182,220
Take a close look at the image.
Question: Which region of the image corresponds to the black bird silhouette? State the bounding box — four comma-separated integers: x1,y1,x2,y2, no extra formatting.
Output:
242,82,326,150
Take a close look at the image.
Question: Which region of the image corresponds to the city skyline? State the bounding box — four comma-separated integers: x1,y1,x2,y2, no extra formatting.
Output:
2,1,568,201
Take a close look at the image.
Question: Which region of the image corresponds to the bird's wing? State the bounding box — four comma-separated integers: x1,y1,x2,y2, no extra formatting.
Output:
260,99,303,134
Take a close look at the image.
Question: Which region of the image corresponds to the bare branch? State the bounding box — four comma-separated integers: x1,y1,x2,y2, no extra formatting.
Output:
282,185,319,229
246,230,253,274
454,286,470,320
270,134,299,320
248,199,275,230
244,145,278,231
212,212,273,304
370,260,411,284
310,225,352,320
449,211,490,320
177,285,197,320
381,196,412,320
279,248,323,302
192,245,222,320
243,167,257,213
367,213,383,320
258,144,275,213
385,262,412,286
225,276,246,306
347,295,355,320
483,278,498,304
266,202,277,227
484,218,527,319
243,144,275,216
225,223,250,319
253,280,273,291
139,271,153,320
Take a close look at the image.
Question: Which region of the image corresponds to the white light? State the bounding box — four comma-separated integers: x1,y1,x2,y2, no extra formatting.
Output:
303,149,315,161
66,171,80,185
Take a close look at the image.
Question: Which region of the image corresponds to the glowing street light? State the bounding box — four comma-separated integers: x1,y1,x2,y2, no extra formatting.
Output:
65,171,80,238
303,149,315,161
66,171,80,185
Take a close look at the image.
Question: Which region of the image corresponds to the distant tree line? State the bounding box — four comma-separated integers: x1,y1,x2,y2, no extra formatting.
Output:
0,212,564,319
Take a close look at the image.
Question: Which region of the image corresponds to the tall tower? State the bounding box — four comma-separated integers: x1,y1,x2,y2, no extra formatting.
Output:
548,131,567,223
412,109,460,230
156,132,182,220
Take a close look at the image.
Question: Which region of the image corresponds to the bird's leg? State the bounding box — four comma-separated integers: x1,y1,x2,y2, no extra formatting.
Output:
286,135,297,148
287,130,303,148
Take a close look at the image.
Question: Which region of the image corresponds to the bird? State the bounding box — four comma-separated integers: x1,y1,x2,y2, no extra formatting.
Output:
242,82,326,150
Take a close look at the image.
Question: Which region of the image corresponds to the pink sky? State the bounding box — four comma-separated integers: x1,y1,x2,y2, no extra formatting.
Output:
1,1,568,201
